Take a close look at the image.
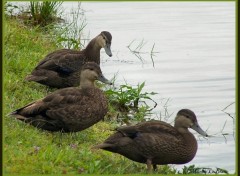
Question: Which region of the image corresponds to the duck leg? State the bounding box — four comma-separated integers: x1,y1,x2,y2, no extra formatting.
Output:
146,159,152,173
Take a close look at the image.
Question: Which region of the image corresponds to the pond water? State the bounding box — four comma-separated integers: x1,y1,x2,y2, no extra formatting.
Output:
61,2,236,173
11,1,236,173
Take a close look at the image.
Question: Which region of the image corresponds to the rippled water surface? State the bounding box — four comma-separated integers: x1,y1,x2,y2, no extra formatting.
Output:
64,2,236,173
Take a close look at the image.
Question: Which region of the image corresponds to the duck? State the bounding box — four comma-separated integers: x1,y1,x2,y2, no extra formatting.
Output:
93,109,208,173
25,31,112,88
10,62,112,132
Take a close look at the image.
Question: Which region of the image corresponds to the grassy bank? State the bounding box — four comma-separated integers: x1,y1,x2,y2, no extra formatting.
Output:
3,18,176,174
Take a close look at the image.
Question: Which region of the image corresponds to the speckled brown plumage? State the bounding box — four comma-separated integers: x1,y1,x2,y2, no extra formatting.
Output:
94,109,208,172
25,31,112,88
10,62,112,132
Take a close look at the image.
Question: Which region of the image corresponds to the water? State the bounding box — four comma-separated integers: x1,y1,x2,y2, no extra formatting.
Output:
17,2,236,173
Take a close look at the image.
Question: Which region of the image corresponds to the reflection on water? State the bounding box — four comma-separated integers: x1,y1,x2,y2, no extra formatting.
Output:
65,2,236,173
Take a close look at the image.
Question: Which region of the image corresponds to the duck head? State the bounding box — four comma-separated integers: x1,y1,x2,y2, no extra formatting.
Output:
174,109,208,137
80,62,112,87
97,31,112,57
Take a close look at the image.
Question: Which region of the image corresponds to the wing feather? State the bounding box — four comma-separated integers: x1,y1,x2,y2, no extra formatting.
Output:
35,49,86,73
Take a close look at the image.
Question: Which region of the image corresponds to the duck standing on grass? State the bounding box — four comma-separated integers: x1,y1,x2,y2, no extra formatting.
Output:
10,62,112,132
93,109,208,173
25,31,112,88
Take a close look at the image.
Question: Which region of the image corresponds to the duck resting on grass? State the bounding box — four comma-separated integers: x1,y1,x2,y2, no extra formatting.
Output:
10,62,112,132
25,31,112,88
93,109,208,173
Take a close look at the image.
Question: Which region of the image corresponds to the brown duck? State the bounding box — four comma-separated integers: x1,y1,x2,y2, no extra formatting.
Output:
10,62,112,132
25,31,112,88
94,109,208,173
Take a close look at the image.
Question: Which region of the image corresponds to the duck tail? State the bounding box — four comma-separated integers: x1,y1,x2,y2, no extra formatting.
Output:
25,75,46,82
92,143,114,149
8,109,18,116
8,109,28,121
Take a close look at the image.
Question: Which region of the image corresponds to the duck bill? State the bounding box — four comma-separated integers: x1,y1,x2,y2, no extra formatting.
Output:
191,122,208,137
104,44,112,57
98,74,112,85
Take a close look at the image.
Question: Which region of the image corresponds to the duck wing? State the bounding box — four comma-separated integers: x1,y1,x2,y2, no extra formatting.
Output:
9,98,46,118
9,87,77,120
43,87,108,131
35,49,86,74
117,120,179,138
9,87,72,118
117,121,184,160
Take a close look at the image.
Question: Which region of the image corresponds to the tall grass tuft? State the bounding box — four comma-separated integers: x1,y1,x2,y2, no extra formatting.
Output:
29,1,63,26
56,2,87,49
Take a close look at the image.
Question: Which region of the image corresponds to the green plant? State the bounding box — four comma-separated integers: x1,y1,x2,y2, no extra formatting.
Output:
105,82,157,124
29,1,63,27
178,165,229,174
55,2,87,49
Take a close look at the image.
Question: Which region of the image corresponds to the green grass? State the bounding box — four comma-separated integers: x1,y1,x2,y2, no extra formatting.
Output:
3,18,177,175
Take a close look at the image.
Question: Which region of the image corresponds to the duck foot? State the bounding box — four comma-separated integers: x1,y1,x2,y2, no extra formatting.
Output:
147,158,153,174
153,164,157,172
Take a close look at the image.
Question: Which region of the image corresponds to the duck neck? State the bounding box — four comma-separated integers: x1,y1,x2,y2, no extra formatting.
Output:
174,125,190,134
84,37,101,64
79,77,95,89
